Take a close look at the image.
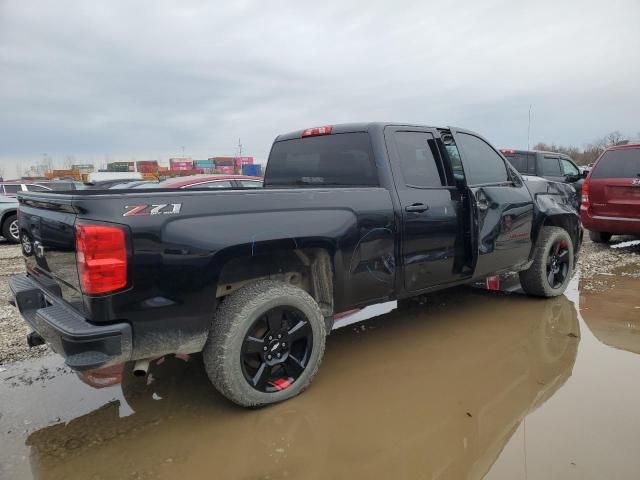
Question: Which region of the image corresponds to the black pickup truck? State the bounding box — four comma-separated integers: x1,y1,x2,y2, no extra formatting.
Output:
10,123,582,407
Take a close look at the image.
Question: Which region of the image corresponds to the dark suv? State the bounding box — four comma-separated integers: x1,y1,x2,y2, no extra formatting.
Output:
500,149,586,205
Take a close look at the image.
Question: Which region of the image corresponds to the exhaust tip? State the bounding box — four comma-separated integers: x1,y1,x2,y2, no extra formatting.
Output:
132,359,150,377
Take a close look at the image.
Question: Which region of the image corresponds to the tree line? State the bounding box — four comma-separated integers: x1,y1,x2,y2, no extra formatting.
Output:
533,131,638,166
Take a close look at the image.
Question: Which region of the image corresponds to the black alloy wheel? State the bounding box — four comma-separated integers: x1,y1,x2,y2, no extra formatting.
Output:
241,306,313,393
547,239,570,289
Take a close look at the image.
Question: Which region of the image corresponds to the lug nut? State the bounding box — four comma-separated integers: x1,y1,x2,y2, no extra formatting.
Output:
263,346,268,351
268,336,273,340
282,342,286,347
267,354,272,360
277,333,282,339
276,352,281,358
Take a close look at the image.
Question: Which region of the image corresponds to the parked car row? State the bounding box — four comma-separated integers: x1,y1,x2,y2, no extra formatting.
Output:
501,144,640,243
0,175,264,243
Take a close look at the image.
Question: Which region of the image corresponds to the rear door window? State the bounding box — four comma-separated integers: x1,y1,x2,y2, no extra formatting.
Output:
266,133,378,187
591,149,640,179
541,156,562,176
394,131,445,187
456,133,509,185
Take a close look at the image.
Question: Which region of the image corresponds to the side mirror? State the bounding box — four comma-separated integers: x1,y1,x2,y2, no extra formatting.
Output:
581,170,589,179
565,174,577,182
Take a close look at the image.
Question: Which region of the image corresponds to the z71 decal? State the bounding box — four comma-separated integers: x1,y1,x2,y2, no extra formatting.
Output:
123,204,182,217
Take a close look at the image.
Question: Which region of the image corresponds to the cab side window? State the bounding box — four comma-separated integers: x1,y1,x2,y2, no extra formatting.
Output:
456,133,508,185
394,131,445,187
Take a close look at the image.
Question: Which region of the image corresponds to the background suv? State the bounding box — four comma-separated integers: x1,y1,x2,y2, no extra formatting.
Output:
500,149,586,205
580,143,640,242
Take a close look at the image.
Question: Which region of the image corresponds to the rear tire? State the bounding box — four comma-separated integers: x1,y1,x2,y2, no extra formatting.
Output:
519,226,574,298
588,230,612,243
203,280,326,407
2,214,19,243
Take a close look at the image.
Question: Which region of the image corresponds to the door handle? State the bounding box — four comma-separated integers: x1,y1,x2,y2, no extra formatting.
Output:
476,200,489,211
405,203,429,213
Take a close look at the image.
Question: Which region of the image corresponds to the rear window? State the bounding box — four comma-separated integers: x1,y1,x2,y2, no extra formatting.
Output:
591,149,640,179
265,133,378,187
504,153,531,174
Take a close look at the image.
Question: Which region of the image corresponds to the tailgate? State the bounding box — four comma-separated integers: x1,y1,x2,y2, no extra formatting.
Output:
589,148,640,218
17,194,84,313
590,179,640,218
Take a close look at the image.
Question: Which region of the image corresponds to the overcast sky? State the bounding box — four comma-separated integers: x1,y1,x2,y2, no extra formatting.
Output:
1,0,638,175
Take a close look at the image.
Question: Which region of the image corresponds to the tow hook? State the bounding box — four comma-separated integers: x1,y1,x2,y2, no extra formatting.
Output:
27,331,45,348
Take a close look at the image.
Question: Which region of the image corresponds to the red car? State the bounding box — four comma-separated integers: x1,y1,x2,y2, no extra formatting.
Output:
581,142,640,242
133,174,263,190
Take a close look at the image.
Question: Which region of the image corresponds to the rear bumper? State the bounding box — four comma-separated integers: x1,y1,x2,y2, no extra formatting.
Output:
9,274,132,371
581,207,640,235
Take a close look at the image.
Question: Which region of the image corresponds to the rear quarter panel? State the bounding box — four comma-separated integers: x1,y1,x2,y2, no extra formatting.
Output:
67,188,397,357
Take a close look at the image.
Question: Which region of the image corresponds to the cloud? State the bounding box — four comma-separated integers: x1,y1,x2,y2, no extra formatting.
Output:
0,0,638,174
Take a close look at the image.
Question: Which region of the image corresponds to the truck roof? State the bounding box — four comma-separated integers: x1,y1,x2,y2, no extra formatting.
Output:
501,149,573,158
274,122,444,142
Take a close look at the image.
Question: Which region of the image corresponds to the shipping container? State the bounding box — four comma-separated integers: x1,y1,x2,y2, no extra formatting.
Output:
235,156,254,166
194,159,215,168
241,164,262,177
170,158,194,171
71,164,95,173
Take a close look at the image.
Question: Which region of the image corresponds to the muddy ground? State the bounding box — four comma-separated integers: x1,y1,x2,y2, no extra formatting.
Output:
0,235,639,479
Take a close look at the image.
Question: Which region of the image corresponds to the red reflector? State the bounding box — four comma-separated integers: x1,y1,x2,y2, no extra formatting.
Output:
486,275,501,291
76,224,127,295
302,126,332,137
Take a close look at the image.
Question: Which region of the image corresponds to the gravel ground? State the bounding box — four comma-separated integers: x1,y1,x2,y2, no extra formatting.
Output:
0,232,638,367
0,242,49,365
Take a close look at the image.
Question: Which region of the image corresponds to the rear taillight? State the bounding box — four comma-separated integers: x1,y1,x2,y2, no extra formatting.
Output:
302,126,332,137
76,224,127,295
581,178,590,208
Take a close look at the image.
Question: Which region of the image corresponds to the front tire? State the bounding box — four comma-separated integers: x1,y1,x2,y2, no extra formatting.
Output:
588,230,612,243
203,280,326,407
519,226,574,298
2,214,19,243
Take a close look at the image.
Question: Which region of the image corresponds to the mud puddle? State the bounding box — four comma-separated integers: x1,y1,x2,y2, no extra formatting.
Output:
1,277,640,479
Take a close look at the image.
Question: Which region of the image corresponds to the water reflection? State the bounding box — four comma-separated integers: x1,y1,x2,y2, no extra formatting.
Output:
27,288,579,480
581,276,640,355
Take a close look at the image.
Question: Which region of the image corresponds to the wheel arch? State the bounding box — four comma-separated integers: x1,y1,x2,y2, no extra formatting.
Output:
214,242,336,329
